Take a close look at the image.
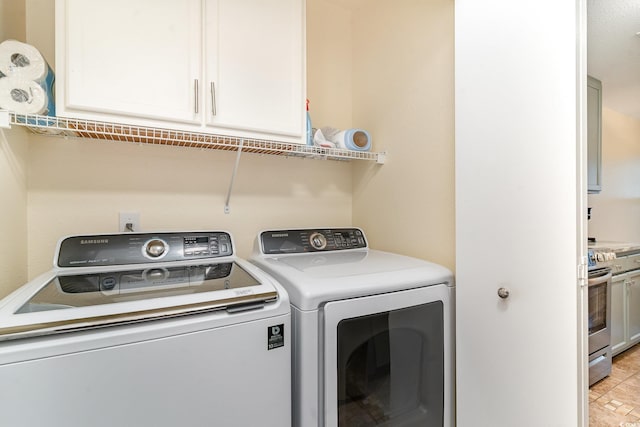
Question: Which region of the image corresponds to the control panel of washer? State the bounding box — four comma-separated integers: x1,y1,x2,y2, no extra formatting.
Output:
57,231,233,267
260,228,367,254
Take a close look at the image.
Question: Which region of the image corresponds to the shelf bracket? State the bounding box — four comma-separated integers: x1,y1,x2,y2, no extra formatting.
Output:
224,139,244,214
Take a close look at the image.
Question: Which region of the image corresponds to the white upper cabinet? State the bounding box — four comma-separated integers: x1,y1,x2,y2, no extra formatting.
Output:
56,0,305,142
57,0,202,124
204,0,304,136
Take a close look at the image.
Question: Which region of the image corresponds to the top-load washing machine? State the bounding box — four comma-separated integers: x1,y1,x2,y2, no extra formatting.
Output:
0,231,291,427
250,227,455,427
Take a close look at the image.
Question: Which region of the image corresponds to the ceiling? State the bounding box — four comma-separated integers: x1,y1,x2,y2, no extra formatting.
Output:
588,0,640,119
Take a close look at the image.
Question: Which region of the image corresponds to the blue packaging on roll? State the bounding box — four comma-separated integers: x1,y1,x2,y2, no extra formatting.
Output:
335,129,371,152
24,65,56,127
42,64,55,117
6,65,56,127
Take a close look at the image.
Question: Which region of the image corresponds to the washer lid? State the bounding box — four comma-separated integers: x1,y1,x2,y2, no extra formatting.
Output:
0,260,278,341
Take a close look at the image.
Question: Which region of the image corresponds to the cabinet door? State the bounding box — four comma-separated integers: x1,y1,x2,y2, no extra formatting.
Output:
627,274,640,345
204,0,304,138
611,275,627,355
58,0,202,124
587,76,602,193
455,0,584,424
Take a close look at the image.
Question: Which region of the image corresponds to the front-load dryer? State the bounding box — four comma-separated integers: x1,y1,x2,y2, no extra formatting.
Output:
0,231,291,427
250,228,455,427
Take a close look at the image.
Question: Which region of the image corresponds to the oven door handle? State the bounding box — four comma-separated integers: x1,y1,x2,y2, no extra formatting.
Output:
588,270,612,286
588,354,608,368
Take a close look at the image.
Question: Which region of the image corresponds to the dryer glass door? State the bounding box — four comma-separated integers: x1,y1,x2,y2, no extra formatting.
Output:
323,285,452,427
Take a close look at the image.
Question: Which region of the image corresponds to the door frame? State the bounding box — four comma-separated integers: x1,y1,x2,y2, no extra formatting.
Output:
576,0,589,423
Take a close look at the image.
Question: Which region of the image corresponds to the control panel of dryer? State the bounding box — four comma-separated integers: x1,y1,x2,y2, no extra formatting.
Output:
57,231,233,267
260,228,367,254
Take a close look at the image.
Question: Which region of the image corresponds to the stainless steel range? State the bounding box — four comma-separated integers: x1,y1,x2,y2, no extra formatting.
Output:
587,249,614,386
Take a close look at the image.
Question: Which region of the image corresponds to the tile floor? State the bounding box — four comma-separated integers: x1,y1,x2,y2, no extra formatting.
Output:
590,344,640,426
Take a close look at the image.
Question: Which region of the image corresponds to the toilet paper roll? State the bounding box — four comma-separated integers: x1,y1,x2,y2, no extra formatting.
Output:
330,129,371,152
0,40,49,81
0,77,50,114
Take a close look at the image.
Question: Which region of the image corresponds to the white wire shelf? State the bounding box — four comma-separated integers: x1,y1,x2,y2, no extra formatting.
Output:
2,112,386,164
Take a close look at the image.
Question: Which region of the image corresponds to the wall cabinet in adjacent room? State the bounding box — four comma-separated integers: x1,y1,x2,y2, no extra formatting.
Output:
627,272,640,345
587,76,602,193
55,0,304,143
611,270,640,355
611,274,627,354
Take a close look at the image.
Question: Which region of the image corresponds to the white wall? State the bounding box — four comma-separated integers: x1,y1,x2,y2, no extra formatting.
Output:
306,0,352,131
0,127,29,298
350,0,455,270
307,0,455,270
0,0,26,42
0,0,29,298
25,0,55,67
27,135,352,278
588,107,640,242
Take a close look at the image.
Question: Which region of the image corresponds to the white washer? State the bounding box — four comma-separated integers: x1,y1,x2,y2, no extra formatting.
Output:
0,231,291,427
250,228,455,427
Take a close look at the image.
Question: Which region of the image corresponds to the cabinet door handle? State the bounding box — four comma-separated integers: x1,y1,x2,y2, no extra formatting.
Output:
194,79,199,114
210,81,217,116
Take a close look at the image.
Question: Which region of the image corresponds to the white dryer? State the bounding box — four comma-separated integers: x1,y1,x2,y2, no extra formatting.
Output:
250,228,455,427
0,231,290,427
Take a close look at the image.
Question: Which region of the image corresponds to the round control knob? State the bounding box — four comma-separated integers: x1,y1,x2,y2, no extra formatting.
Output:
145,239,167,258
309,232,327,250
497,287,510,299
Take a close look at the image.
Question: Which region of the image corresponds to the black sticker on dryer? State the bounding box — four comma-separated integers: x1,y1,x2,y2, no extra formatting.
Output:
268,324,284,350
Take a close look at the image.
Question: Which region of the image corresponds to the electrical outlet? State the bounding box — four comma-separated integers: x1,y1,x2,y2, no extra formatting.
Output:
119,212,140,232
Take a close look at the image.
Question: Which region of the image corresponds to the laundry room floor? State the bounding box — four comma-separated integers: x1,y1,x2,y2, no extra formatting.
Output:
589,344,640,426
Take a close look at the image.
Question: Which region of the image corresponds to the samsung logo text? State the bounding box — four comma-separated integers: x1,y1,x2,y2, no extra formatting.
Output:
80,239,109,245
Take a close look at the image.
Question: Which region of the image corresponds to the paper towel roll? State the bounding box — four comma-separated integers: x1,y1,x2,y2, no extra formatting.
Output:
0,77,50,114
0,40,49,81
330,129,371,152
